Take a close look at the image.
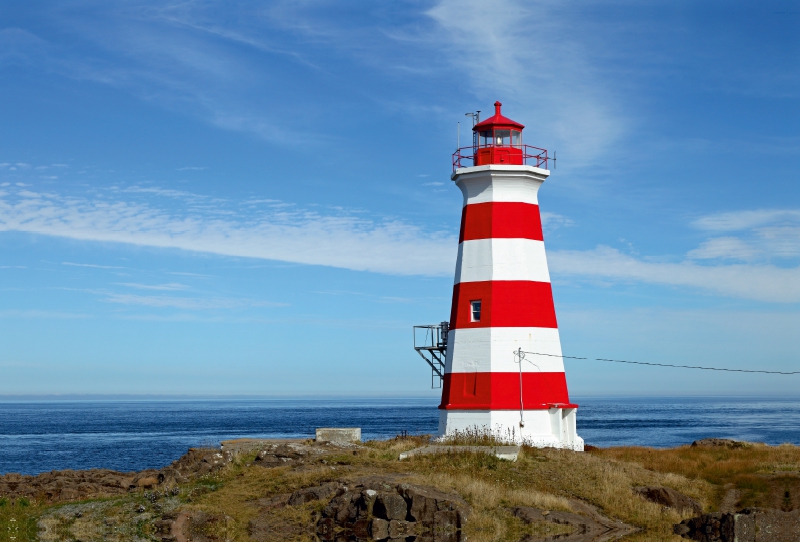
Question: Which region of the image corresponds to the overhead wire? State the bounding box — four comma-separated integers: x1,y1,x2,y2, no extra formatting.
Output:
520,351,800,375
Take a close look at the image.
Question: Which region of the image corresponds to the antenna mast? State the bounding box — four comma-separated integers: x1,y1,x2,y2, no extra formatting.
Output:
464,110,481,149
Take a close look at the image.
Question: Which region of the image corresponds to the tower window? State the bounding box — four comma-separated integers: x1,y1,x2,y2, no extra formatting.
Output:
470,300,482,322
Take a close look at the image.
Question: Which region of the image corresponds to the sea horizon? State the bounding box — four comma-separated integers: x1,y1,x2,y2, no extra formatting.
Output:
2,393,799,402
2,396,800,475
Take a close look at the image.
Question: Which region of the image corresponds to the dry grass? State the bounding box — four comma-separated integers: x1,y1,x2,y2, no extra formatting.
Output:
17,439,800,541
393,446,707,539
146,440,800,540
595,443,800,510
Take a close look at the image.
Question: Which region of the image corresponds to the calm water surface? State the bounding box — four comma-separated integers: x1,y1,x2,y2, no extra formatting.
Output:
1,396,798,475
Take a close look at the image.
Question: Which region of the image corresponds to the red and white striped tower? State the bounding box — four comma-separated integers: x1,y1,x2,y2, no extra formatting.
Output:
440,102,583,449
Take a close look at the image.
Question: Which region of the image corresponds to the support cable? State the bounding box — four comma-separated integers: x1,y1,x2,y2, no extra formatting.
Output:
520,351,800,375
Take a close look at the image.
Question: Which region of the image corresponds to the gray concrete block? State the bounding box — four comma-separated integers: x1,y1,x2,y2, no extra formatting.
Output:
315,427,361,443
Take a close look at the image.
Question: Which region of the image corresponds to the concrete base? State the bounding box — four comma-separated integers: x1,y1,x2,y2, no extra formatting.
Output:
315,427,361,443
399,445,520,461
438,409,583,451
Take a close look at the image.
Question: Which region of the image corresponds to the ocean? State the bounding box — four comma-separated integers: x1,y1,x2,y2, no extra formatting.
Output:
1,396,799,475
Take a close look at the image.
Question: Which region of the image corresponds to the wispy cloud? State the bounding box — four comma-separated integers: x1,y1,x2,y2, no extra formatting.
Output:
687,237,761,261
177,166,206,171
62,261,125,269
8,187,800,302
103,293,285,310
117,185,203,200
693,210,800,232
116,282,189,291
425,0,626,164
551,245,800,303
689,209,800,261
541,212,575,231
0,309,91,319
1,187,456,276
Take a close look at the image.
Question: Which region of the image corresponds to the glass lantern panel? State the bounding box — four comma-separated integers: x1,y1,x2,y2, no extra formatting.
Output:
511,130,521,147
495,129,511,146
479,131,492,147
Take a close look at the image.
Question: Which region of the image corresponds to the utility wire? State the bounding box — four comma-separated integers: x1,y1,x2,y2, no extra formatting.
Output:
520,351,800,375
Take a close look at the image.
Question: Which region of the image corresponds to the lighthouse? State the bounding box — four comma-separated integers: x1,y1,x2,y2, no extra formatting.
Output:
415,102,583,450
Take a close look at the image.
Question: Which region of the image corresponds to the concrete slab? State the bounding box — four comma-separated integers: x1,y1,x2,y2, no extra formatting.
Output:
220,438,306,456
398,445,520,462
315,427,361,443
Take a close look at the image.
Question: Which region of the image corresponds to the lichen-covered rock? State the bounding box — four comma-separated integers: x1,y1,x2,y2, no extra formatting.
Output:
675,508,800,541
309,477,470,541
0,447,233,503
635,486,702,514
374,492,407,520
287,482,341,505
400,483,470,526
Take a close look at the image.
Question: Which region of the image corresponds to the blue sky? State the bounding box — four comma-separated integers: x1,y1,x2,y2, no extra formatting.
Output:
1,0,800,397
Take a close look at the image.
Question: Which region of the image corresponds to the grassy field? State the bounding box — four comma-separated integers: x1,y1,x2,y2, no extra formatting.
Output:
1,438,799,541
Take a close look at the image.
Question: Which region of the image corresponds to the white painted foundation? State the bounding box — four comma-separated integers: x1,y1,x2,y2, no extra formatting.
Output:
439,409,584,451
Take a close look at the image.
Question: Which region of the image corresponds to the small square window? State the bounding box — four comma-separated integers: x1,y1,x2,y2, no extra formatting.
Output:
470,300,482,322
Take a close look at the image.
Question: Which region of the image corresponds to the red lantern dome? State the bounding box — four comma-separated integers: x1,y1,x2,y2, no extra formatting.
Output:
452,102,551,171
472,101,525,166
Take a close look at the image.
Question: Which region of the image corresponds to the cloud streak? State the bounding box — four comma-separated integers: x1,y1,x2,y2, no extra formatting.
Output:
689,209,800,261
103,293,284,310
425,0,626,164
550,245,800,303
116,282,189,291
4,186,800,302
0,187,456,276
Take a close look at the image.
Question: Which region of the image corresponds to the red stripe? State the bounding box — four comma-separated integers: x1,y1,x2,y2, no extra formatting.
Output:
449,281,558,329
459,202,543,243
439,372,575,410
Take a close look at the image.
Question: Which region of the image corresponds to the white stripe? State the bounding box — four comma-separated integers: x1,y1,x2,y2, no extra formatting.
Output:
439,410,583,450
454,238,551,284
453,166,549,206
445,327,565,373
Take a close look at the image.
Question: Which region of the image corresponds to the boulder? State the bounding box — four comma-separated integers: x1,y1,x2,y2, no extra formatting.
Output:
311,478,470,540
287,482,341,505
388,519,415,538
370,518,389,539
321,490,363,524
401,483,470,526
513,504,638,541
635,486,702,514
373,492,408,521
676,508,800,541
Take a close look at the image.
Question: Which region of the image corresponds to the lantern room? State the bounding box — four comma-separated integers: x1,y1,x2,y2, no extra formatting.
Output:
472,101,525,166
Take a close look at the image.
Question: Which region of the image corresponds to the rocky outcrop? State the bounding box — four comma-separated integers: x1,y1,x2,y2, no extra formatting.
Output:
690,438,752,449
635,486,702,514
0,447,234,503
1,440,363,504
514,500,637,542
675,508,800,541
299,477,470,541
252,442,328,468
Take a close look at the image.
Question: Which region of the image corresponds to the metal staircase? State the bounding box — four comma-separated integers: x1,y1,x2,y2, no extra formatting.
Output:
413,322,449,388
